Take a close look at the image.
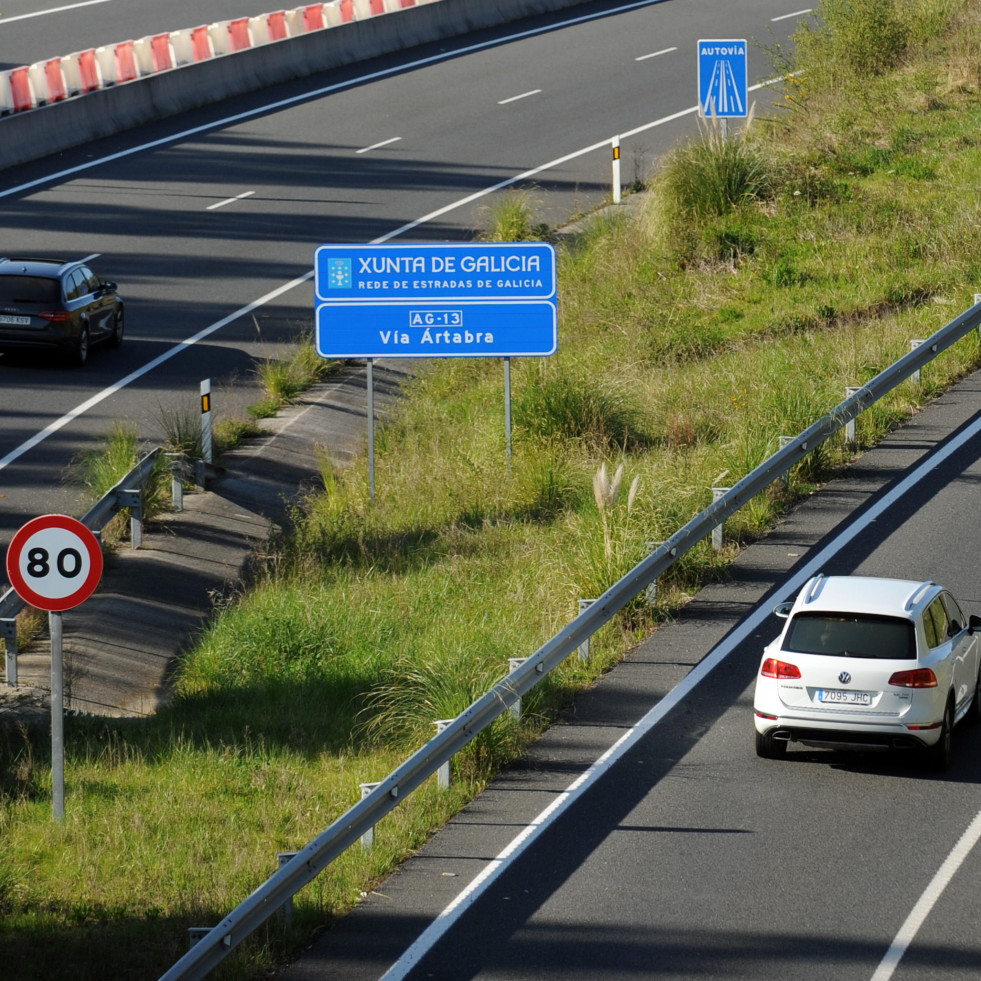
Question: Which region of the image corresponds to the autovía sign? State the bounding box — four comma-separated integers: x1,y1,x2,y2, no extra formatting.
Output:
315,242,557,358
697,39,748,118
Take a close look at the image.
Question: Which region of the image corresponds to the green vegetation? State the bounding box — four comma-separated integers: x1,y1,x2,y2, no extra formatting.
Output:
5,2,981,977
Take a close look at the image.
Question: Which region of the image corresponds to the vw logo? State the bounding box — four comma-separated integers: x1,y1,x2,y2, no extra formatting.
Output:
838,671,852,684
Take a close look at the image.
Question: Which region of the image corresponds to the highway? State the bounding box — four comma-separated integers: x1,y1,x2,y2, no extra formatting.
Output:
0,0,798,541
7,3,981,980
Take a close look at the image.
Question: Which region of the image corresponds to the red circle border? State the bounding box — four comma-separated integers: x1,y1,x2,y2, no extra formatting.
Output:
5,514,104,612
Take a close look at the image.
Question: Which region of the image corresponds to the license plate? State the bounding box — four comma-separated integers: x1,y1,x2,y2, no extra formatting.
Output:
0,314,30,325
818,689,872,705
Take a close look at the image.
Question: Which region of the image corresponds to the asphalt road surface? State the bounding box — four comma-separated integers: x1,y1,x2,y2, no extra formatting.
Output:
0,0,805,545
14,5,980,980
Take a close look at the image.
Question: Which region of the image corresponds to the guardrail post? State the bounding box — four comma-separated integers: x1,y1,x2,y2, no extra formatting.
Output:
845,386,862,445
508,657,528,719
433,720,454,788
277,852,297,924
359,782,381,848
779,436,794,486
711,486,730,551
910,339,925,384
117,488,142,548
1,618,17,686
187,927,212,949
577,600,596,661
166,452,184,511
644,545,664,605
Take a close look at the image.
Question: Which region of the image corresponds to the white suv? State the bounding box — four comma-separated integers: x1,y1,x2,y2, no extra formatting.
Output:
753,575,981,770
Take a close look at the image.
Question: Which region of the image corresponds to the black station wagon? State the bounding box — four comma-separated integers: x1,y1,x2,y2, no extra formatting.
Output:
0,257,124,366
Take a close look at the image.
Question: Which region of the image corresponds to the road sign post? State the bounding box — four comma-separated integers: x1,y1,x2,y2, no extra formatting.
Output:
5,514,103,820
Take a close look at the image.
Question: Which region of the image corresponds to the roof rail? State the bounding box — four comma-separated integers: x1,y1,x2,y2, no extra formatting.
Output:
803,573,826,604
904,580,935,612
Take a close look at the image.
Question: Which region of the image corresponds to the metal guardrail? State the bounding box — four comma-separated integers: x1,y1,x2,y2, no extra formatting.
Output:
159,300,981,981
1,448,174,683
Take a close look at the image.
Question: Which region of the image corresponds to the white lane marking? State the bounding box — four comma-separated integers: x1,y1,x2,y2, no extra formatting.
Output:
870,809,981,981
0,0,670,200
377,409,981,981
773,8,812,20
0,0,115,25
206,190,255,211
636,46,677,61
498,89,541,105
356,137,402,154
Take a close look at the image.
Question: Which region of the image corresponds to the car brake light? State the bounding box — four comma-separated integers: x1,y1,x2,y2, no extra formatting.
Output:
39,310,71,322
761,658,801,679
888,668,938,688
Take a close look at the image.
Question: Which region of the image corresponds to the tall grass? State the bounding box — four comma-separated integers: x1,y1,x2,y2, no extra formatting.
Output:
5,2,981,977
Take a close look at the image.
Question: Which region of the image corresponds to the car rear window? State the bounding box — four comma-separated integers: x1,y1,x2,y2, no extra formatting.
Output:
0,276,61,305
785,612,915,659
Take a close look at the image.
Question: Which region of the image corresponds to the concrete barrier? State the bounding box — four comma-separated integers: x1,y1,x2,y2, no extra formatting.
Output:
0,0,600,170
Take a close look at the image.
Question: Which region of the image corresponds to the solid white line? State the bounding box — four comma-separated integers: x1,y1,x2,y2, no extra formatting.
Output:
206,191,255,211
378,409,981,981
870,809,981,981
0,0,115,25
356,137,402,154
636,46,677,61
0,0,669,200
498,89,541,105
772,8,812,20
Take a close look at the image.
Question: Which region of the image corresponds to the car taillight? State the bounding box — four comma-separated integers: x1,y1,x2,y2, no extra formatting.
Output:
888,668,938,688
761,658,801,679
39,310,71,322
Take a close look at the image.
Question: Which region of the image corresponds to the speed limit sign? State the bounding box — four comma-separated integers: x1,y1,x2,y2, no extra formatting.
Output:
5,514,103,612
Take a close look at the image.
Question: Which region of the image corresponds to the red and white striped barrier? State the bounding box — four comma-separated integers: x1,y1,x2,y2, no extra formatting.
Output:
62,49,103,95
95,40,141,84
28,58,68,105
134,33,177,74
4,67,36,113
0,0,438,115
250,10,290,45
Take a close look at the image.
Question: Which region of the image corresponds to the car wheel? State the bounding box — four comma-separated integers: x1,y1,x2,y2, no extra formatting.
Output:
71,326,90,367
755,728,787,760
966,672,981,726
925,700,954,772
109,308,124,349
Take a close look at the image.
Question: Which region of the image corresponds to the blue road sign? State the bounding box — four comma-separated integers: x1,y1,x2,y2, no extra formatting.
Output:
698,39,748,118
315,243,557,358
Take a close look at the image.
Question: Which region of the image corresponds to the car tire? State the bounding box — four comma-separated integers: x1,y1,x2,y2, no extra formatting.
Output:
109,309,124,349
925,700,954,772
755,729,787,760
71,326,90,367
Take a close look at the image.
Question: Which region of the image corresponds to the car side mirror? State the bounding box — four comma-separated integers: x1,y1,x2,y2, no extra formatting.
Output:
970,614,981,633
101,281,116,293
773,601,793,619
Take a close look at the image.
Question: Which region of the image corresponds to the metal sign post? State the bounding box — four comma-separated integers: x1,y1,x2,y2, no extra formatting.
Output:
5,514,103,820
